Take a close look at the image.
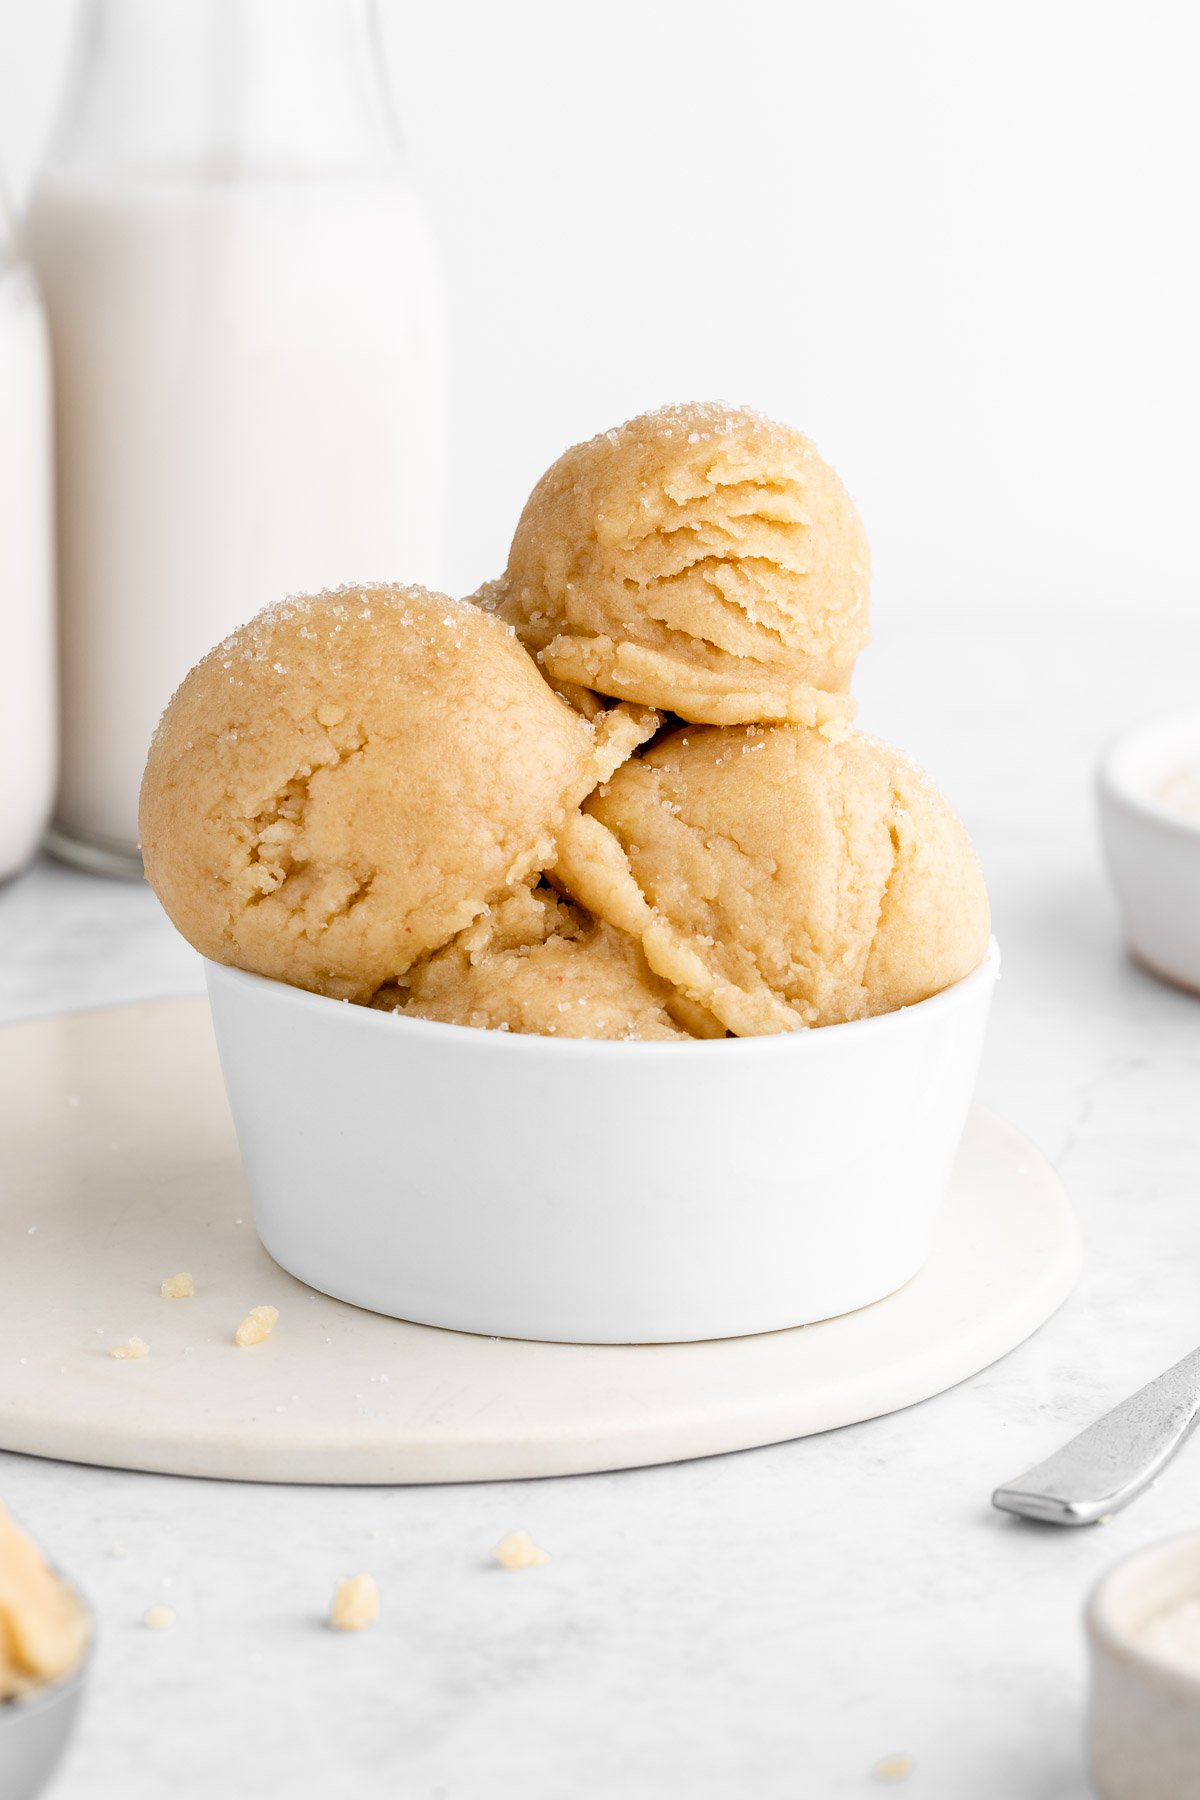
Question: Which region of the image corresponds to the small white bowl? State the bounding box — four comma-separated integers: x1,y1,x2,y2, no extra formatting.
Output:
205,940,998,1344
1097,711,1200,995
1087,1533,1200,1800
0,1584,92,1800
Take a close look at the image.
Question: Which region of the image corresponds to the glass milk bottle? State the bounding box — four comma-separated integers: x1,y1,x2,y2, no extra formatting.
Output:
28,0,443,875
0,185,56,882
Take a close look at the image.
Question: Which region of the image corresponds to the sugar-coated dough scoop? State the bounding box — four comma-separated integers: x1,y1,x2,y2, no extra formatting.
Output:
554,723,991,1036
139,583,648,1005
480,400,870,727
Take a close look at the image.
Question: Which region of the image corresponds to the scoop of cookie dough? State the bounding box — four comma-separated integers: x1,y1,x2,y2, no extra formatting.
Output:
392,883,700,1040
483,402,870,727
554,725,990,1035
140,585,609,1002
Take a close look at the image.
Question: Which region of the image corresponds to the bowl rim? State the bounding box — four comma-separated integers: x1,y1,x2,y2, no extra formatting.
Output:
1086,1530,1200,1701
203,935,1000,1057
1097,707,1200,843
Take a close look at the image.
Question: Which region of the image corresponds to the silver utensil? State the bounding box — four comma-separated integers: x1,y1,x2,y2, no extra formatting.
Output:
993,1345,1200,1525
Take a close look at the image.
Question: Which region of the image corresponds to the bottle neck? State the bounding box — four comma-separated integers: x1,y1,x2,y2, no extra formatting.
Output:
43,0,399,181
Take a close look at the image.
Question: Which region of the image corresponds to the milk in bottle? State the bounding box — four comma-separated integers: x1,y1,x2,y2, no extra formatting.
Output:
28,0,443,872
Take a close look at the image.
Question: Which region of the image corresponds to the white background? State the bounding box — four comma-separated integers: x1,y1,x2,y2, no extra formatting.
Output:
3,9,1200,1797
2,0,1198,614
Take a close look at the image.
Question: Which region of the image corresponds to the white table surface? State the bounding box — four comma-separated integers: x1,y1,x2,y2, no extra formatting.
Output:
3,596,1199,1799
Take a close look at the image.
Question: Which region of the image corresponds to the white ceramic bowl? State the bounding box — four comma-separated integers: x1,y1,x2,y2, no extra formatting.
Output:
206,939,998,1344
1097,710,1200,995
1087,1533,1200,1800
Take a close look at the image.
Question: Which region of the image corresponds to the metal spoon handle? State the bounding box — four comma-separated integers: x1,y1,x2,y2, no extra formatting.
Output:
992,1345,1200,1526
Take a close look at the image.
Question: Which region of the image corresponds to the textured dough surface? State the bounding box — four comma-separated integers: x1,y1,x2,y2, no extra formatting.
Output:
556,725,990,1035
589,701,662,779
0,1502,90,1699
484,402,869,726
392,884,695,1040
139,585,601,1002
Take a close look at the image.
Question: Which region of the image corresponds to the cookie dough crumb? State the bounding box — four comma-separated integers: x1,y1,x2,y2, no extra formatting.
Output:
329,1574,380,1632
160,1272,194,1299
871,1752,915,1784
491,1529,551,1571
316,701,346,727
234,1305,278,1347
143,1605,175,1630
110,1337,149,1360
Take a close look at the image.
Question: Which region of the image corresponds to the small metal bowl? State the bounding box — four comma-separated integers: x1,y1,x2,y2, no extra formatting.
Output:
0,1591,93,1800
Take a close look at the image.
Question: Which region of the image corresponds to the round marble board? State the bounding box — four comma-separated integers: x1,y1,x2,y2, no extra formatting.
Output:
0,998,1081,1485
